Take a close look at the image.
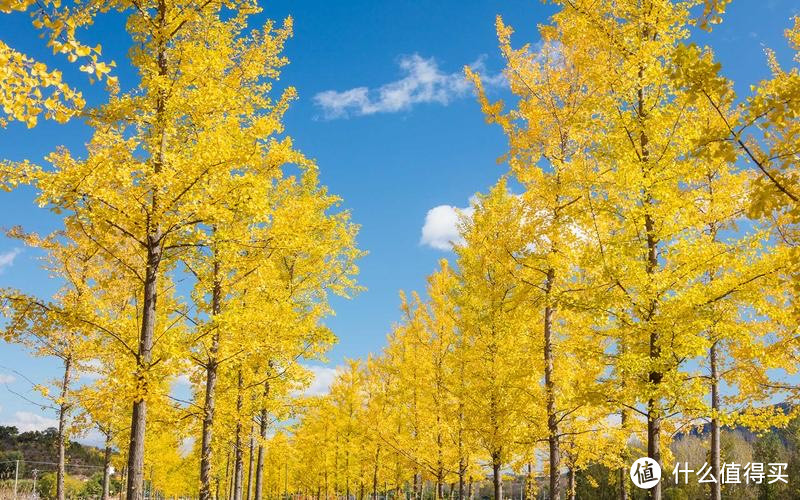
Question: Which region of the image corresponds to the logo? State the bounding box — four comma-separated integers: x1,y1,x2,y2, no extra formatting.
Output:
630,457,662,489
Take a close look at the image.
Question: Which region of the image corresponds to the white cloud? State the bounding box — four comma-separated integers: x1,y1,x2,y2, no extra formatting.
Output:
0,248,21,273
420,202,475,251
2,411,58,432
0,374,15,384
304,365,339,396
314,54,504,119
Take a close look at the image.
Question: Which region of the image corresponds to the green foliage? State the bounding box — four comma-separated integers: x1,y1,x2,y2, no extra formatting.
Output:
0,426,104,469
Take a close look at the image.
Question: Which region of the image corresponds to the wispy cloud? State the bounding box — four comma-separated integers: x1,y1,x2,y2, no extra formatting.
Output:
0,248,21,273
0,374,16,384
314,54,504,119
420,199,475,251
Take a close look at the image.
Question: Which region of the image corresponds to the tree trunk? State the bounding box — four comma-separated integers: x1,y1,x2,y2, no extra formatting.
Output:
619,410,628,500
710,341,721,500
525,463,533,500
646,397,661,500
567,465,575,500
492,454,502,500
126,1,168,494
57,354,72,500
372,447,380,500
345,450,351,500
254,381,271,500
228,451,236,500
102,430,113,500
200,261,222,500
234,370,245,500
639,54,661,500
543,268,560,500
247,423,256,500
458,457,465,500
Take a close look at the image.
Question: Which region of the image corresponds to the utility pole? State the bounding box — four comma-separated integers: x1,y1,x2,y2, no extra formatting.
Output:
13,459,19,499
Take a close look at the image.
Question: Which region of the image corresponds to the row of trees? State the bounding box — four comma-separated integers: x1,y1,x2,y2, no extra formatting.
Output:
267,1,800,500
2,0,362,499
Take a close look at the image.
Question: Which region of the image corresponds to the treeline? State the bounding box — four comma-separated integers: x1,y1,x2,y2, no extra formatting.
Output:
0,426,119,499
0,426,104,472
266,1,800,500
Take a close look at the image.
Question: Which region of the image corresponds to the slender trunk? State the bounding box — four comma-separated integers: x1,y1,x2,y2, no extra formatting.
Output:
619,411,628,500
525,463,533,500
638,51,661,500
57,354,72,500
234,370,245,500
121,467,127,500
230,462,237,499
566,465,575,500
127,2,167,496
492,454,502,500
200,260,222,500
436,425,444,500
467,477,473,500
413,472,420,500
102,430,113,500
247,423,256,500
372,447,380,500
345,450,351,500
710,341,721,500
543,268,560,500
458,457,465,500
254,380,271,500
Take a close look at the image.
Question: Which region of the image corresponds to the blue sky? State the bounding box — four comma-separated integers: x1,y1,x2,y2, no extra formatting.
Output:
0,0,798,437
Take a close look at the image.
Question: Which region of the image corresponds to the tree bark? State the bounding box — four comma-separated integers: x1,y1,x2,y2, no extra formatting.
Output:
436,424,444,500
247,423,256,500
102,430,113,500
638,51,662,500
543,268,560,500
619,410,628,500
126,2,167,497
234,370,245,500
254,380,270,500
458,457,465,500
567,465,575,500
57,354,72,500
492,454,502,500
710,341,721,500
372,447,380,500
200,260,222,500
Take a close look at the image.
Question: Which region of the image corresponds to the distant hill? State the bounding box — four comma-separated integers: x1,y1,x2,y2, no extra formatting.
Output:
0,426,104,479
